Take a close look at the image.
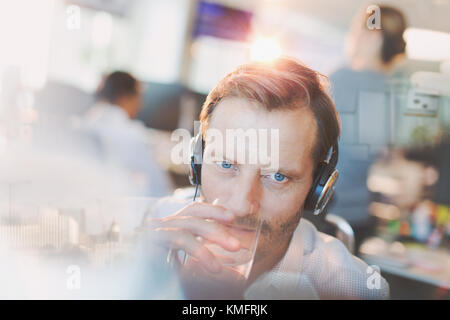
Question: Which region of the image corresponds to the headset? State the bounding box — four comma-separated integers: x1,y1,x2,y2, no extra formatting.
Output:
188,131,339,216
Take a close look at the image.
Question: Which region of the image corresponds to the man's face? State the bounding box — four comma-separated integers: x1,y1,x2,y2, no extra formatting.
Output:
200,97,317,260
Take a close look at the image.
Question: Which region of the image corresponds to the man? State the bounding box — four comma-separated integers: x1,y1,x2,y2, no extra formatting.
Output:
85,71,173,197
144,57,389,299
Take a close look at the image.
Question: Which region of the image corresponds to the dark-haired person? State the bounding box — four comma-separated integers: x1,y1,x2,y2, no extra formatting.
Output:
142,57,389,299
86,71,173,197
327,5,408,244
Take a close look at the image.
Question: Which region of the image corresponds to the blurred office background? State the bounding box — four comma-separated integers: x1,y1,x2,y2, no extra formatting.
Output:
0,0,449,299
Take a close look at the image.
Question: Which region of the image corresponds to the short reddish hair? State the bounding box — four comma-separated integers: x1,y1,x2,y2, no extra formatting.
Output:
199,57,340,166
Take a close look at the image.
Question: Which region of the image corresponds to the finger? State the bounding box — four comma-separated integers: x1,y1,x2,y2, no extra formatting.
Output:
177,202,234,222
159,216,240,252
152,228,222,273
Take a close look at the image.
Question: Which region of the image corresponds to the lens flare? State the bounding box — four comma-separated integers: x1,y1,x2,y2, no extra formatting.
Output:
250,38,281,62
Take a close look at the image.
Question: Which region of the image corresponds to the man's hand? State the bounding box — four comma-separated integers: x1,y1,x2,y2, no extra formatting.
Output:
143,201,240,273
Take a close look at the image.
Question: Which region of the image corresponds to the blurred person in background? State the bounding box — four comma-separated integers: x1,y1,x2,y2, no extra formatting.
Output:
403,133,450,208
367,132,450,247
402,133,450,246
328,5,408,250
85,71,173,197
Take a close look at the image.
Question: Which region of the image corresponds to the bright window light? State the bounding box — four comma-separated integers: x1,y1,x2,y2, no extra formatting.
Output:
404,28,450,62
91,11,113,49
250,37,281,62
0,0,55,89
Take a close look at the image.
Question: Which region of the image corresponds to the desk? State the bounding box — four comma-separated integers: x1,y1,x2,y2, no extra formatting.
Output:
360,238,450,290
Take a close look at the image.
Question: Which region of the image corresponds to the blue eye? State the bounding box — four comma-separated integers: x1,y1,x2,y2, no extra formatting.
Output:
221,161,233,169
271,172,287,182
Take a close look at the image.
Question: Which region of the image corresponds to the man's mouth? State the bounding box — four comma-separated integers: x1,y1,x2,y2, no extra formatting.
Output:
224,224,259,243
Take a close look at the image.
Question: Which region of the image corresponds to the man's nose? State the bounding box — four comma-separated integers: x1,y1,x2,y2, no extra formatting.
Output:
226,171,261,217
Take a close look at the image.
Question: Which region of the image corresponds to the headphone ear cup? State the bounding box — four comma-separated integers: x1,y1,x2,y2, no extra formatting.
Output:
304,165,338,216
195,164,202,185
189,161,202,186
188,159,195,185
304,163,326,212
189,133,203,186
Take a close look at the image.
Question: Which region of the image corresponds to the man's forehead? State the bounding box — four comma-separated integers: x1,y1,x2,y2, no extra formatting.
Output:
210,97,315,129
205,97,317,171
